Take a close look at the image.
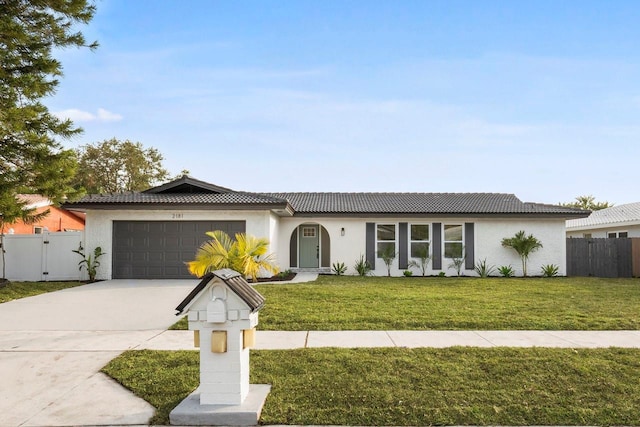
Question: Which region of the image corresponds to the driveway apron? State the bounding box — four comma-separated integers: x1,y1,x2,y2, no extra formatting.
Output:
0,279,197,427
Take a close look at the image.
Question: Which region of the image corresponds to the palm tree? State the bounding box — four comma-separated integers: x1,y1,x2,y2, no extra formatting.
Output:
501,230,543,277
187,230,279,282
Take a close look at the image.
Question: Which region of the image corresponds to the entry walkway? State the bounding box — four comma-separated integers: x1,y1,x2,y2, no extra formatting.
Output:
138,329,640,351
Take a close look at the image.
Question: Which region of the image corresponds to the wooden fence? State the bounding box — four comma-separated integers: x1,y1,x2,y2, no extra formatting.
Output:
566,238,640,278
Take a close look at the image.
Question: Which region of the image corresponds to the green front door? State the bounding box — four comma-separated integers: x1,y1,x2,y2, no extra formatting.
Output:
299,225,319,268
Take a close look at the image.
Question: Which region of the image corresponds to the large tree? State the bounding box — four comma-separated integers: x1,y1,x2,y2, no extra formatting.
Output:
0,1,95,210
74,138,170,193
560,195,613,211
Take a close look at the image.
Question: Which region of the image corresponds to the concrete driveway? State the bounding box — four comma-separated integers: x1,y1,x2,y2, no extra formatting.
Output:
0,279,197,427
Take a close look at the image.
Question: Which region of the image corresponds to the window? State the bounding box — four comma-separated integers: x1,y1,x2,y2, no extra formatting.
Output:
608,231,628,238
444,224,463,258
33,226,44,234
302,226,316,238
410,224,430,258
376,224,395,258
583,233,592,238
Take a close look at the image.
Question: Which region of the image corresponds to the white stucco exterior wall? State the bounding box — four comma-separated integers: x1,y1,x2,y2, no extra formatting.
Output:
275,217,568,277
474,219,567,276
84,209,277,280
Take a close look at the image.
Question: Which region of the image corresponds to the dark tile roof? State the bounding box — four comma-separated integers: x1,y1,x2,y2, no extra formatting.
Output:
175,269,265,315
262,192,587,216
63,176,588,218
64,191,289,207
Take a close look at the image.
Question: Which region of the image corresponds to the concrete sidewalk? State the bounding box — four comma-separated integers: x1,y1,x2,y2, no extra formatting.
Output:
136,329,640,351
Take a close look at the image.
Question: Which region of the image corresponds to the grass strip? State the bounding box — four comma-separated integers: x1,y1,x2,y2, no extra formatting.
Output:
0,281,85,303
102,347,640,426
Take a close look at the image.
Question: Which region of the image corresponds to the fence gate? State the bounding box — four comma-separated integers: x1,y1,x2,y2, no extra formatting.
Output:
566,238,637,278
0,232,84,281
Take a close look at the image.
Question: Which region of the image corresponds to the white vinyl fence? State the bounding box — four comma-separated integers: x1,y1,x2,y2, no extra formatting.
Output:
0,231,86,281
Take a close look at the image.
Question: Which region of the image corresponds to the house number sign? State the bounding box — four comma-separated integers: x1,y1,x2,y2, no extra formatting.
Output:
172,213,184,219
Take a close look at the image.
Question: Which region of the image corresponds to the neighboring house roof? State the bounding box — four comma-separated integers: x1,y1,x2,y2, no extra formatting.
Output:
17,194,52,209
566,202,640,230
63,175,588,219
175,269,266,315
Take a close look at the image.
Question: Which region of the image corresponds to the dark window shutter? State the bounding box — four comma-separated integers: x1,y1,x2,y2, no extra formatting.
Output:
465,223,475,270
289,228,298,268
366,222,375,269
320,226,330,268
432,222,442,269
398,222,408,269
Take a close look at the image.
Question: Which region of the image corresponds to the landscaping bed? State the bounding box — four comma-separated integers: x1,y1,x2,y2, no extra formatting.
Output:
102,347,640,426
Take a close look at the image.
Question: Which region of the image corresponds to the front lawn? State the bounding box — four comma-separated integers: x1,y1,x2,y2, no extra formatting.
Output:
171,276,640,330
102,347,640,426
0,281,85,303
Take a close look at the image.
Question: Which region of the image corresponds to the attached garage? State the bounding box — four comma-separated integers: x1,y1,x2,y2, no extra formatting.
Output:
112,220,245,279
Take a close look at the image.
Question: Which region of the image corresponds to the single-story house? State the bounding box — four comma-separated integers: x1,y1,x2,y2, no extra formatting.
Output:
63,175,588,280
3,194,85,234
566,202,640,239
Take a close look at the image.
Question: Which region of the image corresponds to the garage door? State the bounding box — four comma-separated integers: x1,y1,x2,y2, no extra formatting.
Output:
112,221,246,279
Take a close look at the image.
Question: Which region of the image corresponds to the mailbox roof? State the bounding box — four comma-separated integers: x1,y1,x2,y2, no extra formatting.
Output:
175,269,265,315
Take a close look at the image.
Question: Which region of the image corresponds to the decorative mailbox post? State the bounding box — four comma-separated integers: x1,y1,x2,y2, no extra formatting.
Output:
170,269,270,426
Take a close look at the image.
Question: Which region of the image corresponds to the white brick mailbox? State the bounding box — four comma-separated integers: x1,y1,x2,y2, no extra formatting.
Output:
170,269,270,426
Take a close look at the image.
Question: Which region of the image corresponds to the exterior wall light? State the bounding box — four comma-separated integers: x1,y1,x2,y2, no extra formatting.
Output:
341,227,345,236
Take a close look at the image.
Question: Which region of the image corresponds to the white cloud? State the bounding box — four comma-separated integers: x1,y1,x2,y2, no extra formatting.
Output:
53,108,123,123
96,108,123,122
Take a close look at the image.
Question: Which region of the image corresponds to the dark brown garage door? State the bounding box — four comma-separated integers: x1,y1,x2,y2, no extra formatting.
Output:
112,221,246,279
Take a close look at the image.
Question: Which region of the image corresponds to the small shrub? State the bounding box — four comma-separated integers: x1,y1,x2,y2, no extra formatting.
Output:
403,270,413,277
275,269,292,279
541,264,559,277
437,271,446,277
497,265,514,277
354,255,372,276
332,262,347,276
474,258,496,278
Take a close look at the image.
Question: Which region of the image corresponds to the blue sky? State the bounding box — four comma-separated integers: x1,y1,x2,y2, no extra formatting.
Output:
48,0,640,204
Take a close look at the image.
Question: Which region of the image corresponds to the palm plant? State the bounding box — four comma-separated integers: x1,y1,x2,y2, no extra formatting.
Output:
187,230,278,282
501,230,543,277
408,245,430,276
377,244,396,277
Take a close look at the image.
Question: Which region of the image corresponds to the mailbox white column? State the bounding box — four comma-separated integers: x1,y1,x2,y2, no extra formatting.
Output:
171,269,270,426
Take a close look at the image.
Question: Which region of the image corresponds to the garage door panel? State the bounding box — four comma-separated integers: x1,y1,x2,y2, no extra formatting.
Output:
112,220,246,279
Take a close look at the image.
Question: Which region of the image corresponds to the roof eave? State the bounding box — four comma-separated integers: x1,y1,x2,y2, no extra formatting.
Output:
62,202,291,212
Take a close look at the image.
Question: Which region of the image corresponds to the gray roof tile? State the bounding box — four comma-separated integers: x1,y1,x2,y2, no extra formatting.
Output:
63,177,587,217
566,202,640,228
65,192,288,206
263,192,586,215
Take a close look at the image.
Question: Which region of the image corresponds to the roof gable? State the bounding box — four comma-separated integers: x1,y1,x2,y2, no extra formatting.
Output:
175,269,265,315
144,175,235,194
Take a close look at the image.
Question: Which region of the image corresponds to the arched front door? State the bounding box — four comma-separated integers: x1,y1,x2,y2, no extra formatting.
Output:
290,224,330,269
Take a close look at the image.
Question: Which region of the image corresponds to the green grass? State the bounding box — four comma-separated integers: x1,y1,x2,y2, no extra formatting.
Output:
171,275,640,330
257,276,640,330
0,280,85,303
102,348,640,426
